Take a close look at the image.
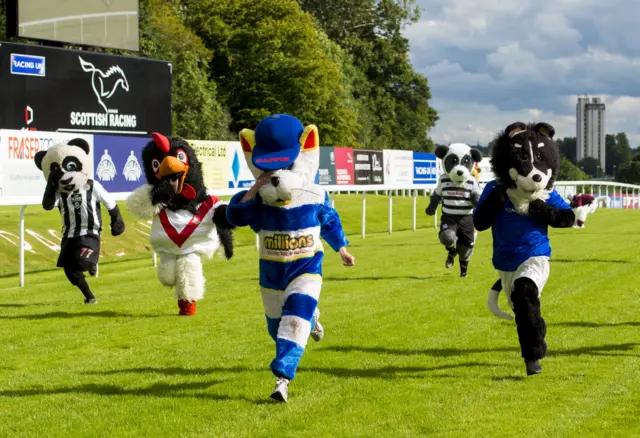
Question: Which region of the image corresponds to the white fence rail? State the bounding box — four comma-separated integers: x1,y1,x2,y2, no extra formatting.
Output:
2,181,640,287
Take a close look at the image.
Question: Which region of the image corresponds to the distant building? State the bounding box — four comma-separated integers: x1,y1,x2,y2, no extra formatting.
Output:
576,96,606,171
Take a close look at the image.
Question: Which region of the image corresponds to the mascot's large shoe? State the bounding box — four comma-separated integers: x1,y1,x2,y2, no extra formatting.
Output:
127,133,235,316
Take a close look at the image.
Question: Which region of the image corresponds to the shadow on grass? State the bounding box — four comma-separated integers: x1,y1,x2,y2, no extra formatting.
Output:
298,362,502,378
320,342,640,358
552,258,637,264
325,276,440,282
552,321,640,328
0,380,271,404
85,366,260,376
0,311,166,320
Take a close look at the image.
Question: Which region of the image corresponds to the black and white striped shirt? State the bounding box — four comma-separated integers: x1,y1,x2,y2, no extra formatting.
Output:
55,180,116,238
434,174,482,216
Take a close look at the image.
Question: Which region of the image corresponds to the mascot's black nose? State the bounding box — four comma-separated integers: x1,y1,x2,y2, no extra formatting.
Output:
532,174,542,182
457,170,464,176
271,176,280,187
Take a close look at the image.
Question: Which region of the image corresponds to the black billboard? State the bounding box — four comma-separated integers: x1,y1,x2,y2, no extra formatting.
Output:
354,149,384,184
0,42,171,136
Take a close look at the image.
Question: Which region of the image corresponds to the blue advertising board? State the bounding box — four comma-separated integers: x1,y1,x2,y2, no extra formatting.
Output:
413,152,438,185
93,135,149,192
10,53,46,77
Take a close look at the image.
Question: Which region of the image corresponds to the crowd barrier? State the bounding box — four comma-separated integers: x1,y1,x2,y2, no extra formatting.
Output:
2,180,639,287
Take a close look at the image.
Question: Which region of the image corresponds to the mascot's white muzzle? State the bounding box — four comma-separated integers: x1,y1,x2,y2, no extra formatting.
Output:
449,165,470,184
259,170,304,206
509,168,551,193
59,171,88,193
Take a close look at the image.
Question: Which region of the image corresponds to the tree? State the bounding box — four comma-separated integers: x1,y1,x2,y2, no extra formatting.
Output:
558,157,590,181
605,132,632,175
299,0,438,150
183,0,360,146
556,137,577,164
579,157,600,177
617,161,640,184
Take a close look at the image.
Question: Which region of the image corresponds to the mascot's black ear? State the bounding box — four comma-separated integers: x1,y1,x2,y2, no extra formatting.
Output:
435,145,449,160
470,148,483,163
534,122,555,139
505,122,527,138
67,138,90,155
34,150,46,170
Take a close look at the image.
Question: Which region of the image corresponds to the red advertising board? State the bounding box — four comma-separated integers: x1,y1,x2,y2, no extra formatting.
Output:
334,147,354,185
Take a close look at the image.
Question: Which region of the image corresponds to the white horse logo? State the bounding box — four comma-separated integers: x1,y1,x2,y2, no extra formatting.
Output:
79,56,129,113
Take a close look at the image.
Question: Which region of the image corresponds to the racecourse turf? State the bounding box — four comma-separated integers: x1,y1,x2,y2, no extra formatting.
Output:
0,195,639,437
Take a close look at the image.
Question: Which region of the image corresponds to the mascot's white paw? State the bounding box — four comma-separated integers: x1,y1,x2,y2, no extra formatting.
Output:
487,288,513,320
127,184,163,219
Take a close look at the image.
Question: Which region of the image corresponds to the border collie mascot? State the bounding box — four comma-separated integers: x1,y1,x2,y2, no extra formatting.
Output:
226,114,355,403
34,138,125,304
425,143,483,277
473,122,575,375
570,193,599,228
127,133,234,316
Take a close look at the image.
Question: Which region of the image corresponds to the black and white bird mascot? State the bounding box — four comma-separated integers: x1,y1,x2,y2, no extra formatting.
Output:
473,122,575,375
425,143,483,277
34,138,125,304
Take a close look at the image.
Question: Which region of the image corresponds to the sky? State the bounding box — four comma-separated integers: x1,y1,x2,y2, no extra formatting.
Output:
404,0,640,147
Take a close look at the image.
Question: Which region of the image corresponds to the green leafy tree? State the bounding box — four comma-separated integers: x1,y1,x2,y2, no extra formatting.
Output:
616,160,640,184
556,137,577,164
183,0,359,146
558,157,590,181
139,0,233,140
579,157,600,177
605,133,632,175
0,0,6,40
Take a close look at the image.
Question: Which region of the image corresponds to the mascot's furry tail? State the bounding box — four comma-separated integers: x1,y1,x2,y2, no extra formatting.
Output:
487,279,513,321
212,204,234,260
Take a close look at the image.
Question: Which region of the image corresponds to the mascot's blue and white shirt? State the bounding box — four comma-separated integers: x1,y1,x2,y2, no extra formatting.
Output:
475,180,572,272
227,186,348,291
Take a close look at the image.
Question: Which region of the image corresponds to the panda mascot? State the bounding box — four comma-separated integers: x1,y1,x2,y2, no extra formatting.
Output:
226,114,355,403
126,133,235,316
34,138,125,304
425,143,483,277
474,122,575,375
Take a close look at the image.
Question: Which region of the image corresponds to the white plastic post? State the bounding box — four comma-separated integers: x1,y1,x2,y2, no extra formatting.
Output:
19,205,26,287
255,233,259,250
152,251,157,267
412,190,417,231
361,192,366,239
388,194,393,235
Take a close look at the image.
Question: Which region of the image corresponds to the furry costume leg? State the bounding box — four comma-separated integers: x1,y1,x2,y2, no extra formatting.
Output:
511,277,547,361
64,266,95,301
175,252,205,316
157,255,177,287
265,275,322,380
439,228,458,268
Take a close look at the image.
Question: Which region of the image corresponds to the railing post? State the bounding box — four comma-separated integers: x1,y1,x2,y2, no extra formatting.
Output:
19,206,26,287
152,251,157,267
412,190,417,231
361,192,366,239
388,194,393,235
255,233,260,250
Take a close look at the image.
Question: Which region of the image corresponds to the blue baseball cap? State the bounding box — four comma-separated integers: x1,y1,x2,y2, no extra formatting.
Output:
252,114,303,171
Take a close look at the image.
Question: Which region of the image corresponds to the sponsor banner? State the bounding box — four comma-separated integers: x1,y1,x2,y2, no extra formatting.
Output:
354,150,384,185
188,140,230,190
227,142,256,189
316,147,336,185
93,135,147,193
0,129,93,199
412,152,438,185
334,147,354,185
0,42,171,136
383,149,413,185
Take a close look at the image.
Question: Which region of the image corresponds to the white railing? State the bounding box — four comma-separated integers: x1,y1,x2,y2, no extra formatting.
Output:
3,180,640,287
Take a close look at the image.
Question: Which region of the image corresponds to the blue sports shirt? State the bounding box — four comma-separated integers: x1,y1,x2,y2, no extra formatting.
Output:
474,180,572,272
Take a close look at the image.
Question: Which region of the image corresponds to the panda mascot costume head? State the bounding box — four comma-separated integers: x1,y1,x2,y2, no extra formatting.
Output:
126,133,234,317
473,122,575,376
425,143,483,277
34,138,125,304
225,114,355,403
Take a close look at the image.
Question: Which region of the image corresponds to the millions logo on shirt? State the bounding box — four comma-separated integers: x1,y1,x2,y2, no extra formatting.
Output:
263,234,315,252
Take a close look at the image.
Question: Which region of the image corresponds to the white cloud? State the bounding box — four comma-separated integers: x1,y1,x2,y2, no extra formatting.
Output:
406,0,640,148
